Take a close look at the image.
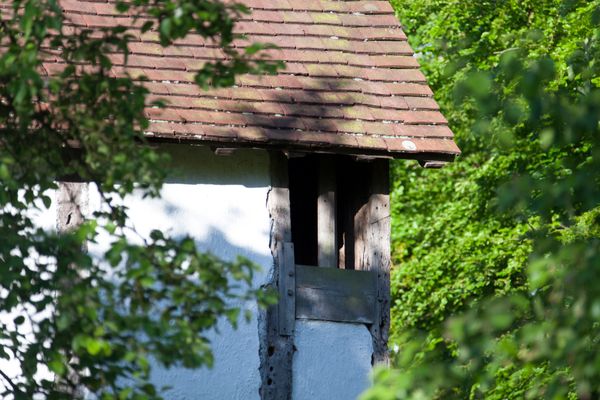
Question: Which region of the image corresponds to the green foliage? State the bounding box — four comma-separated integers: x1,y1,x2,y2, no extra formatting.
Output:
363,0,600,399
0,1,280,399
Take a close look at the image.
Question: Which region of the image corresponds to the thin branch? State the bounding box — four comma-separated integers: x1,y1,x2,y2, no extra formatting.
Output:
0,368,20,393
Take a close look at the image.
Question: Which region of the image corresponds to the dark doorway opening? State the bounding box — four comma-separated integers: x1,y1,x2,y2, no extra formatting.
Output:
288,155,371,269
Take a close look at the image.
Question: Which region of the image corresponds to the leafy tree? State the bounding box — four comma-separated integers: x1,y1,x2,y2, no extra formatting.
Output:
0,1,280,398
363,1,600,399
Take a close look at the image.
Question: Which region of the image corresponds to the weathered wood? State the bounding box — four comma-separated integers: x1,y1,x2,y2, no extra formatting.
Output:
337,157,366,269
295,265,375,296
354,160,391,366
317,157,337,268
268,155,292,246
295,265,377,324
260,151,295,400
56,181,87,398
278,242,296,336
57,182,87,232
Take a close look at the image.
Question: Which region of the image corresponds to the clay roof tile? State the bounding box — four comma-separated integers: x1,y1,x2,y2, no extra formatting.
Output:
43,0,460,160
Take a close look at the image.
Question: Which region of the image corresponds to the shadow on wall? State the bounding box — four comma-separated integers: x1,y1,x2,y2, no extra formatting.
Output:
88,196,273,294
172,226,274,290
155,194,272,272
193,225,272,264
147,227,272,400
143,155,273,400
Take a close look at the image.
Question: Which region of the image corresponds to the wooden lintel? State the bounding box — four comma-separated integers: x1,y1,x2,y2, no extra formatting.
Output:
317,157,337,268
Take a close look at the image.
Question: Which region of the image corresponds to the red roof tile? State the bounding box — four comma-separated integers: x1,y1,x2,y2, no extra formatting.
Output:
10,0,461,160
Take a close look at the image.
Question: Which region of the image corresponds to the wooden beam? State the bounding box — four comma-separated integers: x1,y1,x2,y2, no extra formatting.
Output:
354,159,391,366
278,242,295,336
148,135,458,163
295,265,377,324
337,157,366,270
56,182,87,398
261,151,295,400
317,157,337,268
57,182,86,232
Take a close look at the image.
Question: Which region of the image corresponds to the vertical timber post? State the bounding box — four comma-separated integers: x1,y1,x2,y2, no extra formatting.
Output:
56,181,87,397
261,151,295,400
354,160,391,366
317,157,337,268
57,182,87,233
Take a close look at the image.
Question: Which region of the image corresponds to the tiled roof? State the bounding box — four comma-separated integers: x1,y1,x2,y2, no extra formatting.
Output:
43,1,461,160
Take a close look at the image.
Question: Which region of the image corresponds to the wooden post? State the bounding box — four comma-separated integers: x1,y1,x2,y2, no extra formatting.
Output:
261,151,295,400
57,182,86,233
354,160,391,366
278,242,296,336
56,181,87,397
317,157,337,268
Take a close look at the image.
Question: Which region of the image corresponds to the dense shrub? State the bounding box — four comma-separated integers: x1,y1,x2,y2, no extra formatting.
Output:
363,1,600,399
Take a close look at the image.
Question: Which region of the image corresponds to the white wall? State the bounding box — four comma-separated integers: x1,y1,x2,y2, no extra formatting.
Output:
292,320,373,400
88,145,273,400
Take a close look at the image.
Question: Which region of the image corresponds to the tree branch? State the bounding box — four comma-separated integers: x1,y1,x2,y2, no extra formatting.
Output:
0,367,20,394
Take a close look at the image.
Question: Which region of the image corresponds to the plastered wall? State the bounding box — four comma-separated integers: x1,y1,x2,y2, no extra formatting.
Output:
90,145,273,400
293,320,373,400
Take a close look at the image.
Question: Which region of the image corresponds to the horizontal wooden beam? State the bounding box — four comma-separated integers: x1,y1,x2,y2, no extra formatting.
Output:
147,136,459,163
295,265,377,324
